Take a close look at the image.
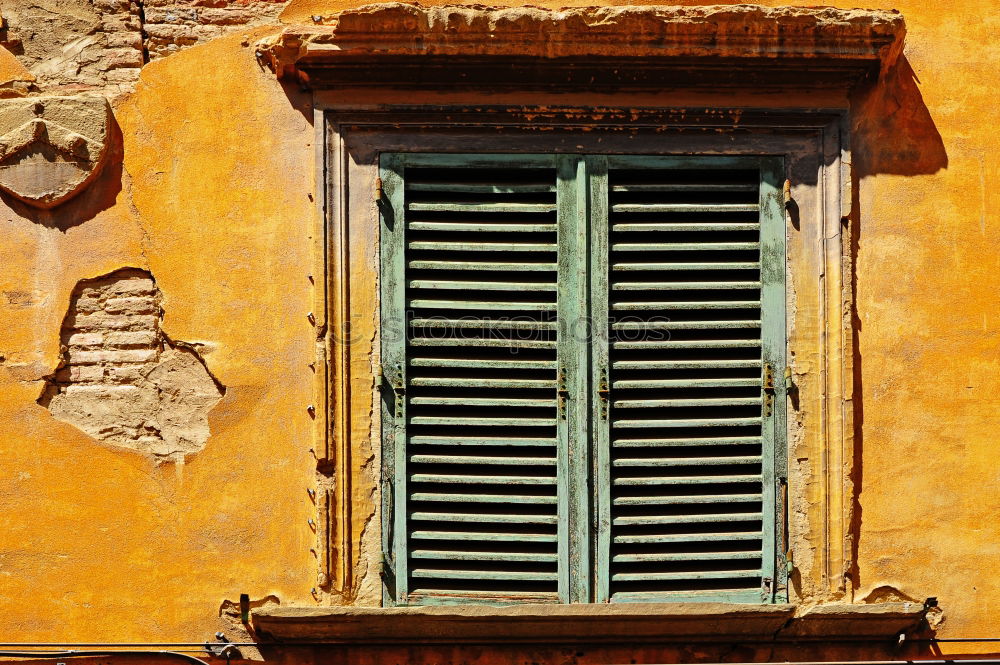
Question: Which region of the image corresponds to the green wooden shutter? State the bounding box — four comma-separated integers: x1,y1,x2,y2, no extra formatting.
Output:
380,152,786,606
594,156,786,603
380,154,588,605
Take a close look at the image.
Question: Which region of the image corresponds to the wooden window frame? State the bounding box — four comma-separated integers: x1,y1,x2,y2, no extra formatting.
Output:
311,105,855,607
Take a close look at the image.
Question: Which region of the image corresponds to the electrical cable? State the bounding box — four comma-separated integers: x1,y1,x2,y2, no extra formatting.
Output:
0,651,210,665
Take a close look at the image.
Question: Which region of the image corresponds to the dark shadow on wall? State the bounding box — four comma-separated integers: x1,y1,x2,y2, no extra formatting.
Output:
0,109,125,231
846,53,948,596
852,55,948,178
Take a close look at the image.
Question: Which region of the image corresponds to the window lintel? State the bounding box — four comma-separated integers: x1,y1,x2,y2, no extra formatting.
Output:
260,3,905,90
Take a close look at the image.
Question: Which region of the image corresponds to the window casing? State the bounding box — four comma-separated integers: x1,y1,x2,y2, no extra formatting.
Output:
379,152,787,606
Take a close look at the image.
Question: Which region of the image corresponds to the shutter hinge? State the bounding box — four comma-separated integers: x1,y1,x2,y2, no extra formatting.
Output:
557,368,569,419
782,179,792,207
597,367,610,420
763,363,776,417
374,177,384,203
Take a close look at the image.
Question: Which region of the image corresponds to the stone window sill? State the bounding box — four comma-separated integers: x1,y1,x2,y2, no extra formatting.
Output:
251,602,925,644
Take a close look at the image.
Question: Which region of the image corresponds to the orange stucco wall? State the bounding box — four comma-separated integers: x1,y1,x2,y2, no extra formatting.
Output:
1,0,998,659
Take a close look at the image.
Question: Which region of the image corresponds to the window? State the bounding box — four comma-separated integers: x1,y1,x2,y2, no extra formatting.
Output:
379,153,787,606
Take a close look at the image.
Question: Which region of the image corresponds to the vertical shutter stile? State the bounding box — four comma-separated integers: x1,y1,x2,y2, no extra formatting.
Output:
381,154,565,605
556,155,592,603
600,156,785,603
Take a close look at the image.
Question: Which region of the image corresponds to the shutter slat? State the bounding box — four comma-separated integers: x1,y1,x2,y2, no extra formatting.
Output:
612,320,760,330
411,339,556,349
412,474,557,485
614,378,761,389
411,569,559,581
412,550,559,562
613,242,759,252
613,513,763,526
613,341,760,350
410,397,557,407
613,261,760,271
612,570,761,582
409,299,557,311
613,359,760,370
408,222,557,232
614,533,763,545
409,280,557,291
407,182,556,193
410,260,558,271
614,493,762,506
613,551,761,562
410,454,557,465
612,436,762,447
409,417,557,427
412,531,558,543
611,203,759,213
409,241,557,252
615,456,762,467
614,475,761,486
613,417,762,429
412,493,558,504
411,358,556,369
408,202,557,213
410,377,557,388
612,183,758,192
613,281,761,290
410,436,556,446
410,318,557,330
613,397,762,408
612,301,761,311
613,223,759,232
411,512,559,525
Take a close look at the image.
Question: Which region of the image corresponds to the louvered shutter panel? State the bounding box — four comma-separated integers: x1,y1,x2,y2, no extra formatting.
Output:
595,156,786,603
380,154,586,605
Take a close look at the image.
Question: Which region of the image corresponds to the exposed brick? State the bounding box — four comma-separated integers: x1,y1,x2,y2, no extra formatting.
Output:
68,348,159,364
104,32,143,49
105,365,146,383
106,331,158,347
40,268,225,461
105,296,157,315
102,47,144,69
106,278,156,296
62,384,144,397
68,332,104,347
73,313,158,331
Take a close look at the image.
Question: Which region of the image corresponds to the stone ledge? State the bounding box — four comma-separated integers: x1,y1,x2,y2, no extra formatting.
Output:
260,3,906,87
251,602,925,644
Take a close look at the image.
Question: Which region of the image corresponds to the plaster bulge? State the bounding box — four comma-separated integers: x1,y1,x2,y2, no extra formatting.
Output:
39,268,225,462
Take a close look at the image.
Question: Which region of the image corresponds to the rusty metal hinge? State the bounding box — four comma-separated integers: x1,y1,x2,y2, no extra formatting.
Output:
374,177,384,203
597,367,610,420
557,368,568,419
763,362,776,417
